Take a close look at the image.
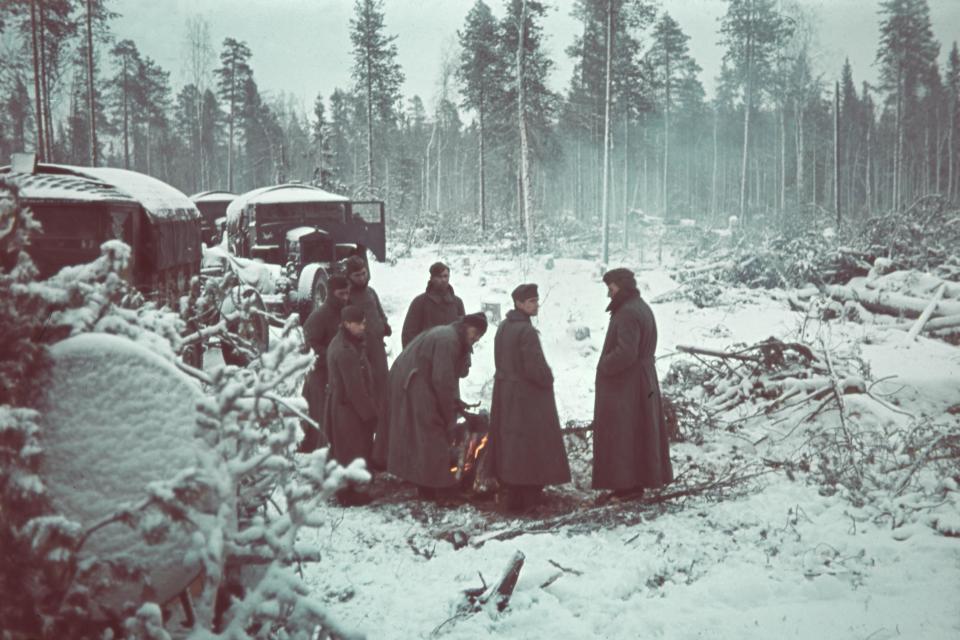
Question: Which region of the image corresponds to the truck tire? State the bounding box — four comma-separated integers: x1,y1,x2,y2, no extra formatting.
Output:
297,263,328,324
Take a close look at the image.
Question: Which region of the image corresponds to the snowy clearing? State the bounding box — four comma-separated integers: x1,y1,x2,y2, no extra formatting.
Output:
296,246,960,640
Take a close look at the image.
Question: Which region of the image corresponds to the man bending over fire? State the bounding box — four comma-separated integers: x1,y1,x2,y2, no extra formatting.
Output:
381,312,488,500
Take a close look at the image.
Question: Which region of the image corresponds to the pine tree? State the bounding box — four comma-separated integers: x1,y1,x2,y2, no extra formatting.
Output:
719,0,790,222
214,38,253,192
650,12,694,218
349,0,404,196
944,42,958,201
312,93,329,187
108,39,141,169
877,0,939,209
458,0,503,232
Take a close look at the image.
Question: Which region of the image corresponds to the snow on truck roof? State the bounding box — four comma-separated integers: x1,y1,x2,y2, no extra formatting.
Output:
1,170,135,205
0,164,200,223
190,190,237,203
225,183,349,224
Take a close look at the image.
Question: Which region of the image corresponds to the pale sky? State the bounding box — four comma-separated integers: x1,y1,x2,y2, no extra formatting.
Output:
112,0,960,116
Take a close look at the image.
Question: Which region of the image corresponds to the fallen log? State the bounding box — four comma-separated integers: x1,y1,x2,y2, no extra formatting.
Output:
888,313,960,333
905,284,946,342
820,284,960,319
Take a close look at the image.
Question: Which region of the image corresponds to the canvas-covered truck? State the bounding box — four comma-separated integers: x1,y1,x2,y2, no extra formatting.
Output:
0,158,202,304
190,190,236,246
220,182,385,320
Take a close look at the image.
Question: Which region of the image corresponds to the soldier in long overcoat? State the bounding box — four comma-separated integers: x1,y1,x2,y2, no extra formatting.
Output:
324,305,379,506
345,256,391,411
489,283,570,511
384,313,488,496
299,275,350,452
592,268,673,498
401,262,466,348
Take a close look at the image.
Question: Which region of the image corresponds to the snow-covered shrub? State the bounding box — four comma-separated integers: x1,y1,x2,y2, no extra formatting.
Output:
0,187,358,639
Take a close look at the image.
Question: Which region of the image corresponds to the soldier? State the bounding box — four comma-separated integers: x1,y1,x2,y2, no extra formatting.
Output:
489,283,570,512
345,255,391,411
592,268,673,501
299,275,350,453
325,304,379,506
384,312,488,499
400,261,466,348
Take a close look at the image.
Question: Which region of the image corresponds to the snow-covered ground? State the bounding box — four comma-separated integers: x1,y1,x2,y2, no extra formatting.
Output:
297,246,960,640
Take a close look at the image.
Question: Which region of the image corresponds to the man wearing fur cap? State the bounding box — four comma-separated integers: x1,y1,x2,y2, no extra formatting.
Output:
325,305,379,506
401,261,466,348
299,274,351,452
382,312,488,498
489,283,570,512
592,268,673,501
345,255,391,422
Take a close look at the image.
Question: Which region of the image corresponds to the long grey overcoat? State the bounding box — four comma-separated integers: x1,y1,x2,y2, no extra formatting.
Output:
301,296,344,440
591,289,673,490
401,283,466,348
348,284,390,406
384,323,471,488
489,310,571,487
324,328,378,467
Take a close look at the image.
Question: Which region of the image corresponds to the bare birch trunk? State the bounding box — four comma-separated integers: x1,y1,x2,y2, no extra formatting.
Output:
600,0,613,262
29,0,45,161
518,0,535,255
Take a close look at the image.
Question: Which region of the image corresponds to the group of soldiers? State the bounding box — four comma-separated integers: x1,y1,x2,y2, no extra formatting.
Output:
300,255,673,511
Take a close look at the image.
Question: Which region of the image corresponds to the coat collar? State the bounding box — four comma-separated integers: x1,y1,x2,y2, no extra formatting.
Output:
606,287,639,313
340,326,366,349
505,308,531,323
425,281,456,304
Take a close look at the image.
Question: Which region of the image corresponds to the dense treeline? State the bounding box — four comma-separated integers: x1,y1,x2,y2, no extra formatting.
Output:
0,0,957,242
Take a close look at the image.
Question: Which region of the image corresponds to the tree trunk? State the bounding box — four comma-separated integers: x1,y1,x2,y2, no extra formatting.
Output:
600,0,613,262
779,103,786,215
122,58,130,170
795,98,804,208
711,106,718,221
894,68,903,210
29,0,45,161
86,0,97,166
366,45,375,194
865,122,873,214
662,53,670,219
518,0,535,255
623,107,629,248
39,2,53,161
478,99,486,232
834,80,841,225
227,57,236,192
739,88,751,220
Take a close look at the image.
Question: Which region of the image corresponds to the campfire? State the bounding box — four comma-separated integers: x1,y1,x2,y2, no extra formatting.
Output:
451,410,495,492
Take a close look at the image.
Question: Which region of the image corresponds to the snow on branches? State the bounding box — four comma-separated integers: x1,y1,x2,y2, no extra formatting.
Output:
0,187,361,639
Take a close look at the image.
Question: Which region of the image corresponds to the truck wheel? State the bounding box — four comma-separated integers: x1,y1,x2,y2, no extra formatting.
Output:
297,264,328,324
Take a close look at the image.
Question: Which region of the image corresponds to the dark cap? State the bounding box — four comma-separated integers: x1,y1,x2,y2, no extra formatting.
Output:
429,261,449,277
341,305,365,323
328,274,349,291
602,267,636,288
345,255,367,274
462,311,488,335
511,283,538,302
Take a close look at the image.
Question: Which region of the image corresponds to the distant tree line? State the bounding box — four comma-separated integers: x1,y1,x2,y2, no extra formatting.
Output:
0,0,957,241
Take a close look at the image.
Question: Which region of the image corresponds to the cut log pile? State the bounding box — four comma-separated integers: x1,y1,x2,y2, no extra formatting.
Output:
665,338,869,423
662,198,960,342
789,267,960,342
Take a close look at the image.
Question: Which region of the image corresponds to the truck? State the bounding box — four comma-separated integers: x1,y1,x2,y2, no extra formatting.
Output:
220,182,385,320
1,157,202,305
